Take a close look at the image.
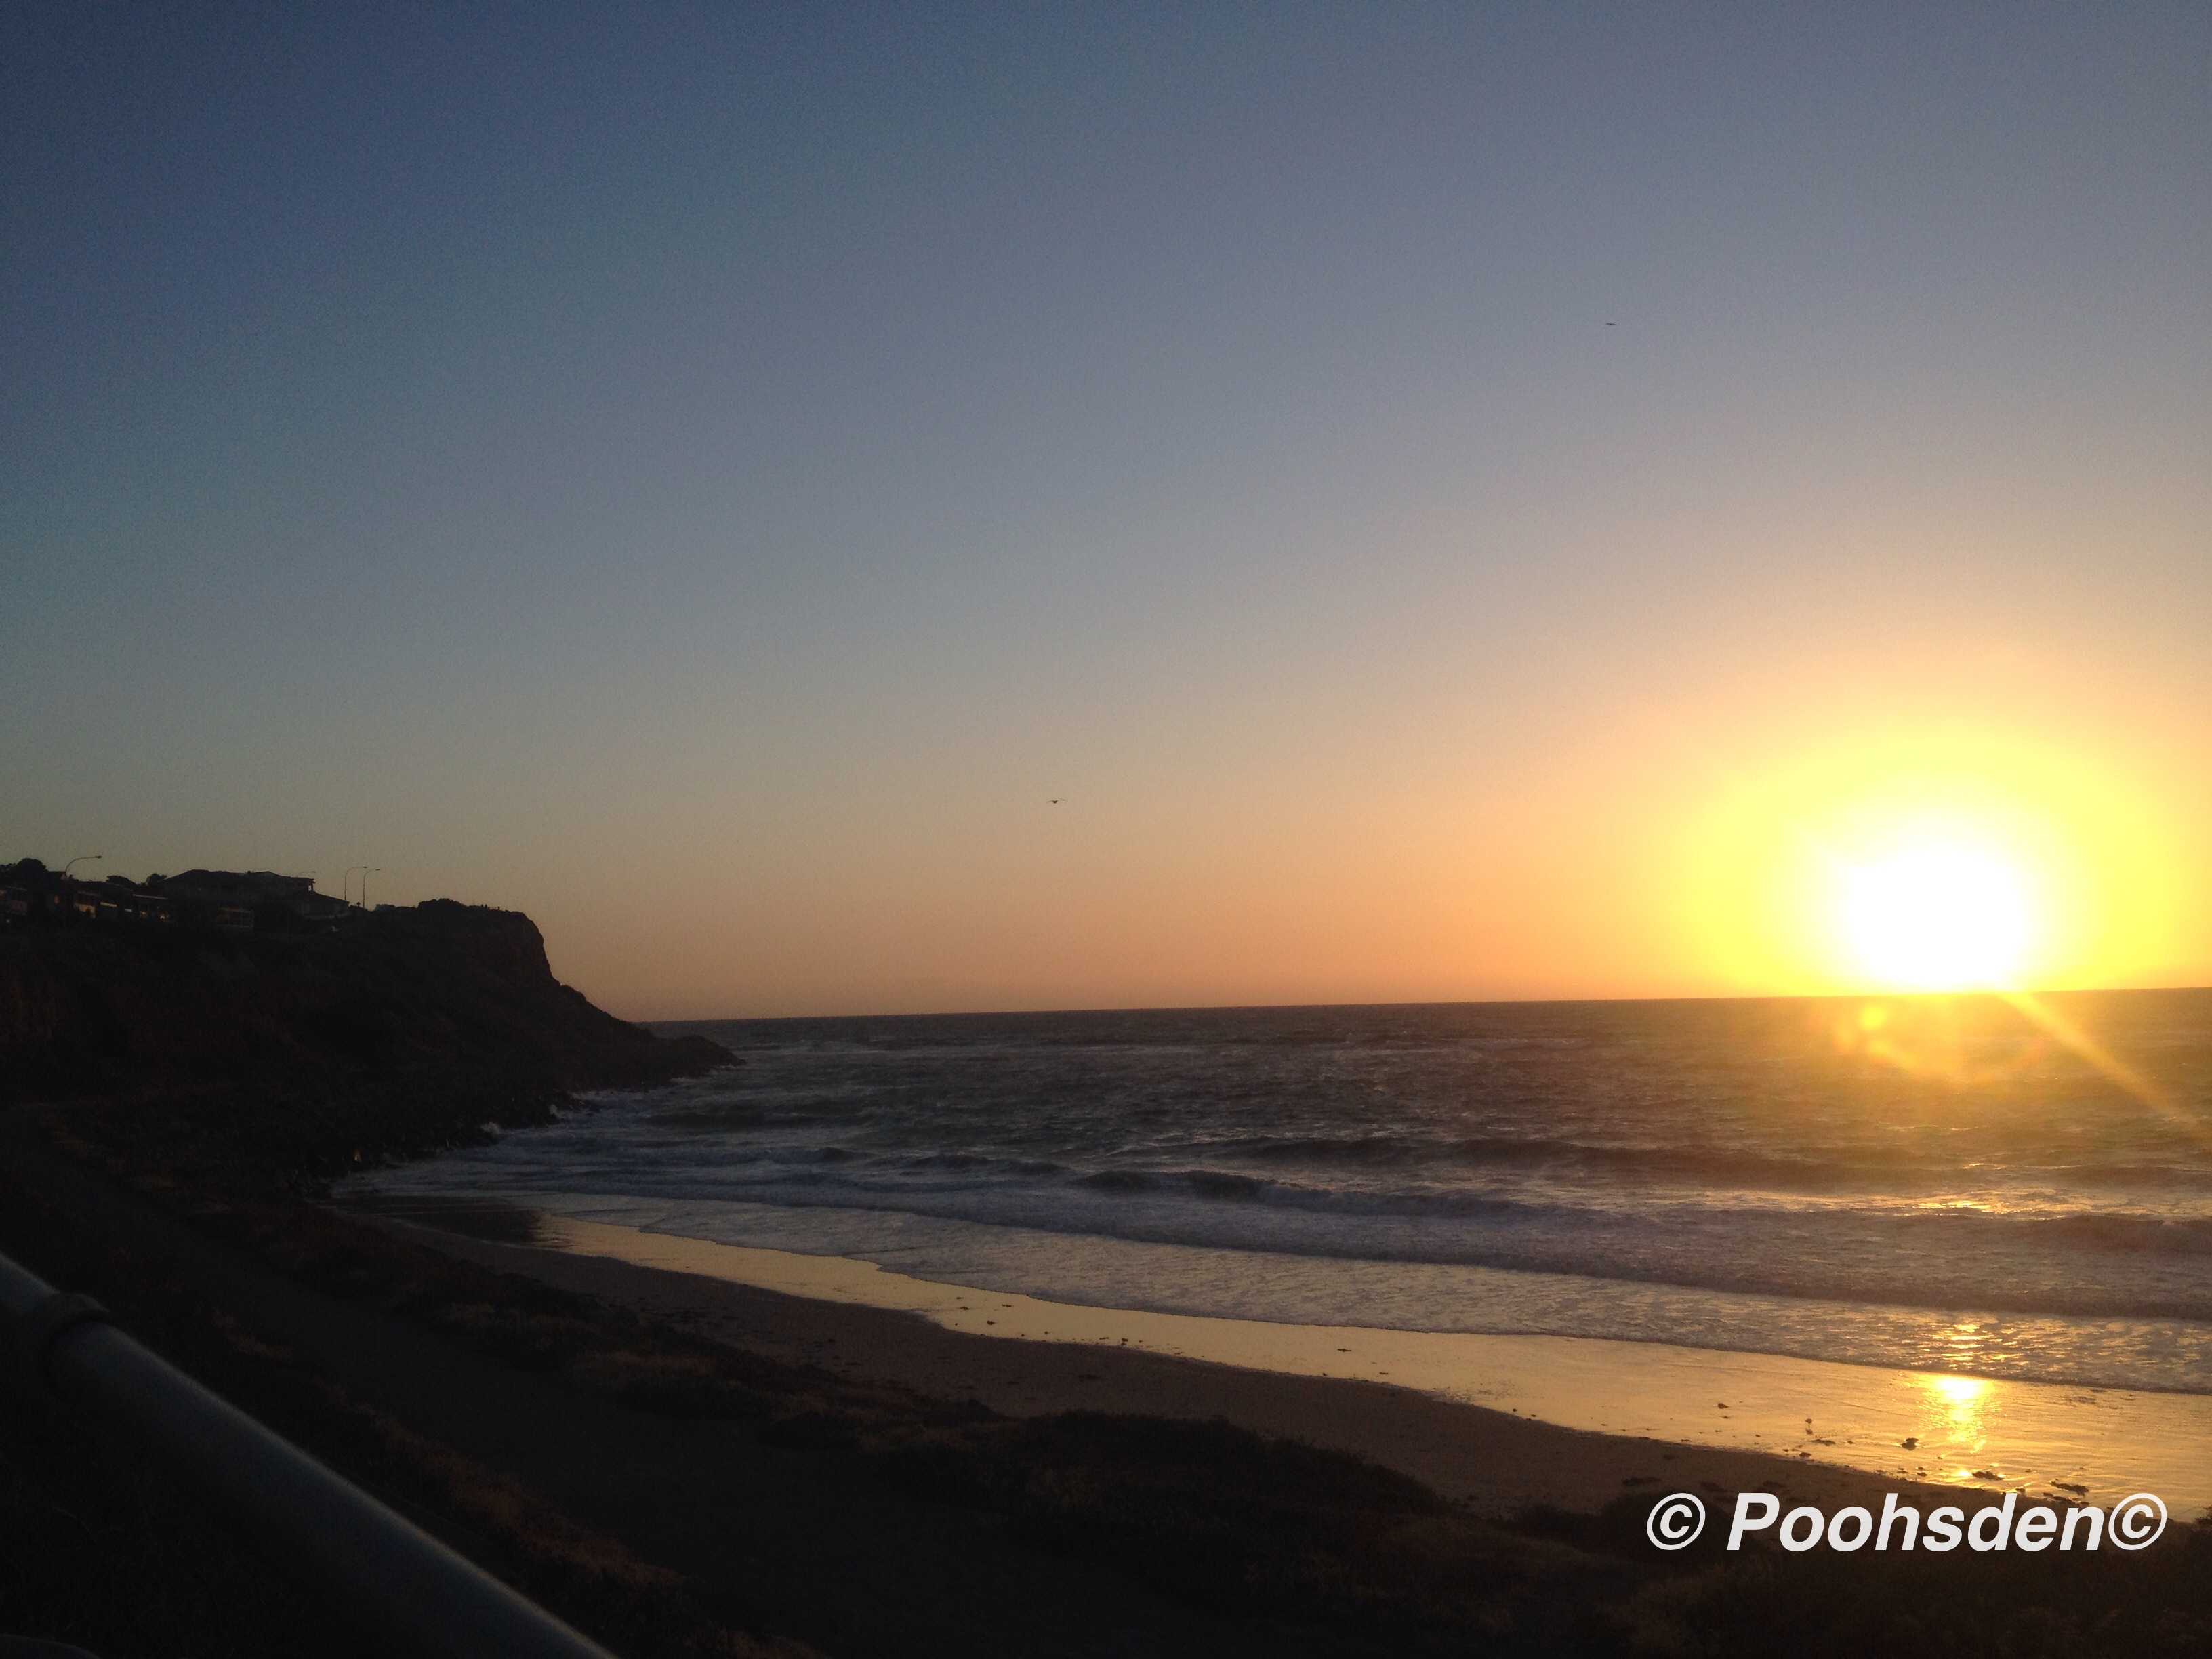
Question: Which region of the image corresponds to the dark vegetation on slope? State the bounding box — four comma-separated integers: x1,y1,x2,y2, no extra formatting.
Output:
0,1161,817,1659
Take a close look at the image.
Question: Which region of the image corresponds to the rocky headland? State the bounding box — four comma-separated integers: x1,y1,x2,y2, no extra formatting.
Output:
0,892,729,1189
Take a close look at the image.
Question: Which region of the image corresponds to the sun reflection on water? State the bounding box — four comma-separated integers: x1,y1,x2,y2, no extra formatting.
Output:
1826,999,2053,1089
1919,1371,1992,1473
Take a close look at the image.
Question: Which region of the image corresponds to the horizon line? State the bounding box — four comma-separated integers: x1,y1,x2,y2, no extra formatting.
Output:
636,982,2212,1027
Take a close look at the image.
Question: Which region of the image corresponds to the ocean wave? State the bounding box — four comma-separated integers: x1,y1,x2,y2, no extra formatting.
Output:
1216,1132,2212,1193
375,1151,2212,1322
1043,1164,2212,1255
2026,1212,2212,1256
1074,1170,1155,1193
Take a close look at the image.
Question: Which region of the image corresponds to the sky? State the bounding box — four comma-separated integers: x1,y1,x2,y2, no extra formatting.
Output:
5,3,2207,1018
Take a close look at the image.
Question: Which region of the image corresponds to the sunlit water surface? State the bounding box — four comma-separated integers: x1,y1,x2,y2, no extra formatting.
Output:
345,992,2212,1394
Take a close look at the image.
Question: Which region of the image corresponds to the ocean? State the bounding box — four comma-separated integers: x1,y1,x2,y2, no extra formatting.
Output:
344,991,2212,1395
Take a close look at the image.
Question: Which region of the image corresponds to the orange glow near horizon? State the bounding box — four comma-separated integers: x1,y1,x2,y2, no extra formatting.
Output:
1675,728,2185,1000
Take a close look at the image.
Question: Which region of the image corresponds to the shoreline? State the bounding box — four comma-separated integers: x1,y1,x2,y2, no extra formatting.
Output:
350,1200,2212,1520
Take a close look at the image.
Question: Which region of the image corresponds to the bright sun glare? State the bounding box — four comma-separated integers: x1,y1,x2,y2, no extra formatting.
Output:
1838,842,2036,991
1686,735,2174,996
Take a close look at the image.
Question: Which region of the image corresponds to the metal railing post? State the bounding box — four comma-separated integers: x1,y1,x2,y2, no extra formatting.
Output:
1,1251,619,1659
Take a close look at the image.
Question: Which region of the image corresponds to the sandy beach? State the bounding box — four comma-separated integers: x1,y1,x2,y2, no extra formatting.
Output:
354,1203,2212,1522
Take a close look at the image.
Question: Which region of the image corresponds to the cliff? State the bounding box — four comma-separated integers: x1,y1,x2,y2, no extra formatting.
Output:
0,899,730,1187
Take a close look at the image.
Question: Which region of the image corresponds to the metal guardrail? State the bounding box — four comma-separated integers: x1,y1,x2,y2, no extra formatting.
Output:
0,1250,617,1659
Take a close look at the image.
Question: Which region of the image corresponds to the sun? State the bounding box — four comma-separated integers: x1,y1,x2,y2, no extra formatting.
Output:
1677,730,2184,995
1837,840,2036,990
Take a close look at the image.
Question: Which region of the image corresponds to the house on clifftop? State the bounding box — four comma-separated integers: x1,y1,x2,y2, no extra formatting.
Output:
0,861,350,933
155,870,351,929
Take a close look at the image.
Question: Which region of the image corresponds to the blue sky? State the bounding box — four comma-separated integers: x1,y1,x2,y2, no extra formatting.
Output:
6,4,2207,1014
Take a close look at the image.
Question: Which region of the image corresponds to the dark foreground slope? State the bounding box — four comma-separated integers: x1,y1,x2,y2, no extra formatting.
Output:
0,901,729,1183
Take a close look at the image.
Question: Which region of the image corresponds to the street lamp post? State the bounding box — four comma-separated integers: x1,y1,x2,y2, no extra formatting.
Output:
361,868,381,910
62,855,104,879
342,865,369,907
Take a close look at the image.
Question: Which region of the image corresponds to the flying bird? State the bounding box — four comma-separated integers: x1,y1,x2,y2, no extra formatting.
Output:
1049,798,1066,804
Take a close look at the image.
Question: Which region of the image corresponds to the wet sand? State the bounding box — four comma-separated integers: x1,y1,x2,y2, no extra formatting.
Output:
356,1203,2212,1520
